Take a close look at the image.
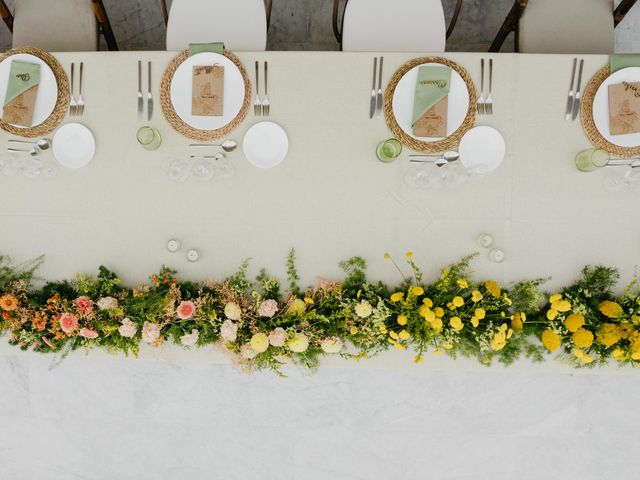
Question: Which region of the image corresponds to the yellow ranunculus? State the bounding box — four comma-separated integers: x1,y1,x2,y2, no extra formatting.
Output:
541,329,561,352
475,308,486,320
563,313,585,333
491,331,507,351
572,348,593,364
452,296,464,308
434,307,445,318
471,316,479,328
431,317,443,332
398,329,410,340
250,333,269,353
390,292,404,303
596,323,621,347
511,312,524,332
449,316,464,331
422,297,433,308
572,328,594,348
457,279,469,289
599,300,623,319
549,293,562,303
397,315,408,326
471,290,483,302
409,286,424,296
618,323,634,339
546,309,559,321
612,348,626,361
484,280,501,298
552,299,572,313
419,305,435,322
288,333,309,353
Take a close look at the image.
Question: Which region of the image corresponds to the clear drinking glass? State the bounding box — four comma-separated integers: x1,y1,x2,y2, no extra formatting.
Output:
575,148,609,172
213,156,236,179
376,138,402,163
164,157,190,182
602,174,625,193
625,169,640,193
404,164,431,188
137,126,162,151
191,158,214,181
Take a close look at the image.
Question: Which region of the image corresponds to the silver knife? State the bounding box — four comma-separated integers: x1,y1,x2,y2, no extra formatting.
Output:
369,57,377,119
571,59,584,121
137,60,143,121
565,58,577,121
147,61,153,121
375,56,383,118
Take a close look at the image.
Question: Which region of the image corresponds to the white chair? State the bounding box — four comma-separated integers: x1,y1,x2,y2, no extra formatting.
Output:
333,0,464,52
0,0,117,51
163,0,273,52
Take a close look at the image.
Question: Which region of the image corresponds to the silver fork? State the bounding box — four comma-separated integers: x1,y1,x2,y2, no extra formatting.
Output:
76,62,85,116
253,61,261,116
262,61,270,116
477,59,485,115
69,63,77,116
485,59,493,115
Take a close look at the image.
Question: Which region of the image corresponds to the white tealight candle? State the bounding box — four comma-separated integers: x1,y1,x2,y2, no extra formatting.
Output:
187,249,200,262
477,233,493,248
167,239,181,252
490,248,505,263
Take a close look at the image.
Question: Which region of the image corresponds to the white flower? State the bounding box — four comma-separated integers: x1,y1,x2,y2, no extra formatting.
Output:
220,319,238,342
224,302,242,321
180,329,199,346
258,299,278,318
354,300,373,318
268,327,287,347
240,343,257,359
142,321,161,343
97,296,118,310
118,318,137,338
320,336,343,354
288,333,309,353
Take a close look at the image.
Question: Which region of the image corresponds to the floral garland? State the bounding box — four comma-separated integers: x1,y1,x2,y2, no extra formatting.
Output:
1,250,639,374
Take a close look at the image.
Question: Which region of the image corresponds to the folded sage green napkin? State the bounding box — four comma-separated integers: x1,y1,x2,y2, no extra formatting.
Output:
411,65,451,127
188,42,224,56
4,60,40,107
610,53,640,73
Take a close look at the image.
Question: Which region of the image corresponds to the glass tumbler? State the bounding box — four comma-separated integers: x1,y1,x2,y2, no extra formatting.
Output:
574,148,609,172
137,126,162,151
376,138,402,163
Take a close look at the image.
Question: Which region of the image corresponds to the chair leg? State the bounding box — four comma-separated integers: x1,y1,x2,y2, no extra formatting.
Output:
333,0,347,45
160,0,169,25
489,0,528,52
446,0,464,39
91,0,118,51
614,0,637,27
0,0,12,32
265,0,272,30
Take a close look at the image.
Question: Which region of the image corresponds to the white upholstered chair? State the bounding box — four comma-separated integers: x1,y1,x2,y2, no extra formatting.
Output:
0,0,117,51
163,0,273,51
333,0,464,52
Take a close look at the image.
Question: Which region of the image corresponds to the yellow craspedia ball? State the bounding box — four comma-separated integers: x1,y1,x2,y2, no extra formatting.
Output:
422,297,433,308
390,292,404,302
414,355,425,364
434,307,445,318
398,329,411,340
397,314,408,326
599,300,623,319
552,299,572,313
471,316,479,328
563,313,585,333
471,290,483,302
250,333,269,353
449,316,464,331
456,279,469,289
452,296,464,308
475,308,486,320
431,317,443,332
546,309,559,321
541,329,561,352
389,330,399,340
572,328,594,348
409,286,424,296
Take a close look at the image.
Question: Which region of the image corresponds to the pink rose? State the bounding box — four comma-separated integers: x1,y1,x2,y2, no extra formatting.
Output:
142,322,161,343
176,300,196,320
258,299,278,318
118,318,137,338
79,327,99,339
180,329,199,346
59,313,78,334
96,296,118,310
74,296,93,314
220,319,238,342
268,327,287,347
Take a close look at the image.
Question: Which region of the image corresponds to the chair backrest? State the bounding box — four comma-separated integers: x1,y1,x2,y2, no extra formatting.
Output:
341,0,446,52
166,0,267,51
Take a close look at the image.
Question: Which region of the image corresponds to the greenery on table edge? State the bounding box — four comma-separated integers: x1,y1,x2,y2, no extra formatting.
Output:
1,249,640,375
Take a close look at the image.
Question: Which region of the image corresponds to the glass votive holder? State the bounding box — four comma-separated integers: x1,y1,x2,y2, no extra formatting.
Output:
376,138,402,163
137,126,162,151
574,148,608,172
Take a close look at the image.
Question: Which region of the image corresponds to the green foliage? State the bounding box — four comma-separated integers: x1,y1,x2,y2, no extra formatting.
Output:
286,248,301,296
339,256,367,293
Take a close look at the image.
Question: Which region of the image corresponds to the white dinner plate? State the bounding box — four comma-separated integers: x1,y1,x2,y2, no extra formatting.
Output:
593,66,640,147
53,123,95,168
0,53,58,128
458,126,505,174
170,52,245,131
392,62,470,141
243,121,288,169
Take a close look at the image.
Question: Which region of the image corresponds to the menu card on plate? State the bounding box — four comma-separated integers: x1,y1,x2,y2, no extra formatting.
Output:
608,81,640,135
192,65,224,116
411,65,451,137
2,60,41,127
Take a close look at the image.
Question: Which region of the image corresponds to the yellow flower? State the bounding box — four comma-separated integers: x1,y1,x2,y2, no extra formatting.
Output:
449,316,464,331
475,308,486,320
350,326,358,335
599,300,623,319
452,296,464,308
389,330,399,340
471,290,483,302
484,281,501,298
398,329,410,340
287,298,307,315
409,286,424,296
433,348,444,355
507,328,514,339
618,323,634,340
304,297,314,304
549,293,562,303
441,343,453,349
546,309,559,321
572,328,594,348
383,252,391,260
420,306,436,322
491,331,507,351
414,355,424,363
563,313,585,333
0,294,18,311
406,251,414,258
422,297,433,308
471,316,479,328
250,333,269,353
393,341,405,350
378,325,387,334
434,307,445,318
499,323,508,331
541,329,561,352
390,292,404,303
397,315,408,326
572,348,594,364
596,323,621,347
431,317,443,332
511,312,524,332
503,294,512,306
551,299,572,312
612,348,626,361
457,279,469,289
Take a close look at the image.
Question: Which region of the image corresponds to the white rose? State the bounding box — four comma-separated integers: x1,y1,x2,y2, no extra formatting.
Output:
240,343,257,359
118,318,137,338
180,329,199,347
220,319,238,342
268,327,287,347
224,302,242,321
142,321,161,343
354,300,373,318
97,296,118,310
320,336,343,354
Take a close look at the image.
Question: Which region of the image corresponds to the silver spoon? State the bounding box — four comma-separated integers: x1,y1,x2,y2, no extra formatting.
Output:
189,139,237,153
409,150,460,167
8,138,51,151
8,147,38,156
190,152,226,160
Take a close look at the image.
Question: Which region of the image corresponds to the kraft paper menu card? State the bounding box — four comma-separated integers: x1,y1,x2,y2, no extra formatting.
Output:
608,81,640,135
3,60,41,127
192,65,224,116
411,65,451,137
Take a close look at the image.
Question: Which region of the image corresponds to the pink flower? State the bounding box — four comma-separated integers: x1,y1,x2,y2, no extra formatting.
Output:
96,296,118,310
142,322,161,343
74,296,93,314
268,327,287,347
59,313,78,334
79,327,99,339
180,329,199,346
118,318,137,338
258,299,278,318
176,300,196,320
220,319,238,342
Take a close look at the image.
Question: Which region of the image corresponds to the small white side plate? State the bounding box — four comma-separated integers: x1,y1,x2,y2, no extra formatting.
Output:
53,123,95,169
458,126,505,174
243,121,288,169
